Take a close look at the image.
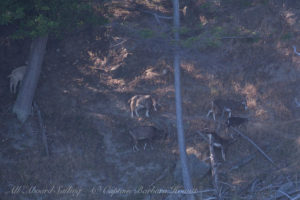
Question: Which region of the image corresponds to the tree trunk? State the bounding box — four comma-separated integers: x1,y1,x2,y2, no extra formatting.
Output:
13,35,48,123
172,1,195,200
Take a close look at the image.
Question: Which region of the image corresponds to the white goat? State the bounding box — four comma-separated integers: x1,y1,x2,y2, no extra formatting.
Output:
128,95,157,118
8,66,27,94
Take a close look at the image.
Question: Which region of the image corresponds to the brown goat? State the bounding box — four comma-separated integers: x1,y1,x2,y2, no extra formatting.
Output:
129,126,160,151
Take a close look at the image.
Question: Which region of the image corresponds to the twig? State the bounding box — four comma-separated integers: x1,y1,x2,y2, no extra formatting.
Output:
266,189,300,200
278,190,293,200
293,45,300,56
154,13,161,24
196,131,209,142
33,102,49,157
258,184,279,192
149,164,175,187
139,9,173,19
250,179,261,194
138,9,173,25
229,153,256,172
229,127,277,169
292,193,300,200
218,181,234,189
110,39,128,48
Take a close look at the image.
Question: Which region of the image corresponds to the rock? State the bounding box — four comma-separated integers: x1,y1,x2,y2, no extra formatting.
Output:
173,154,210,184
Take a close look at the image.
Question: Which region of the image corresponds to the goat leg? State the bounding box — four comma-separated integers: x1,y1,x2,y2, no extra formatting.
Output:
145,110,150,117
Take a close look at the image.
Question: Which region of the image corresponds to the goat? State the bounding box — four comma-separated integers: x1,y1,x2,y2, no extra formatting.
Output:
8,66,27,94
207,98,247,120
226,116,248,138
129,126,161,151
203,131,229,161
226,116,248,128
128,95,157,118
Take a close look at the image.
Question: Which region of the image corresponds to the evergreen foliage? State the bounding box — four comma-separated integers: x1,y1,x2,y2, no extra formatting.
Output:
0,0,107,39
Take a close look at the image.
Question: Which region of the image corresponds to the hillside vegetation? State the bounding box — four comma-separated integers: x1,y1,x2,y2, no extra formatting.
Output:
1,0,300,199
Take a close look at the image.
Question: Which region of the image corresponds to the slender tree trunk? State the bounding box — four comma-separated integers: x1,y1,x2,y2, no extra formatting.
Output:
172,1,195,200
13,35,48,123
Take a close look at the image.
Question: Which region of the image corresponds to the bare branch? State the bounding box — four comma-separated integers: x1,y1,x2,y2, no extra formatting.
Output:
293,45,300,56
110,39,128,48
229,153,256,172
292,193,300,200
278,190,293,200
196,131,209,142
229,127,277,168
150,164,175,187
266,189,300,200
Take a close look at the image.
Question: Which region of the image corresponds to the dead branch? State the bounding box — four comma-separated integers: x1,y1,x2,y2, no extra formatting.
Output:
197,130,228,161
293,45,300,56
33,102,49,157
110,39,128,48
292,193,300,200
266,189,300,200
196,131,209,143
138,9,173,25
229,127,277,169
229,153,256,172
277,190,293,200
149,163,175,187
294,98,300,107
208,133,221,199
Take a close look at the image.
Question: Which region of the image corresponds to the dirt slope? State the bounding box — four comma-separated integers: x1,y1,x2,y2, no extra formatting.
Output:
1,0,300,199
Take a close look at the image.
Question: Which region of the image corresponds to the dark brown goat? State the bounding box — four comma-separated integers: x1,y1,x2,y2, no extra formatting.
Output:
129,126,162,151
207,98,247,120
